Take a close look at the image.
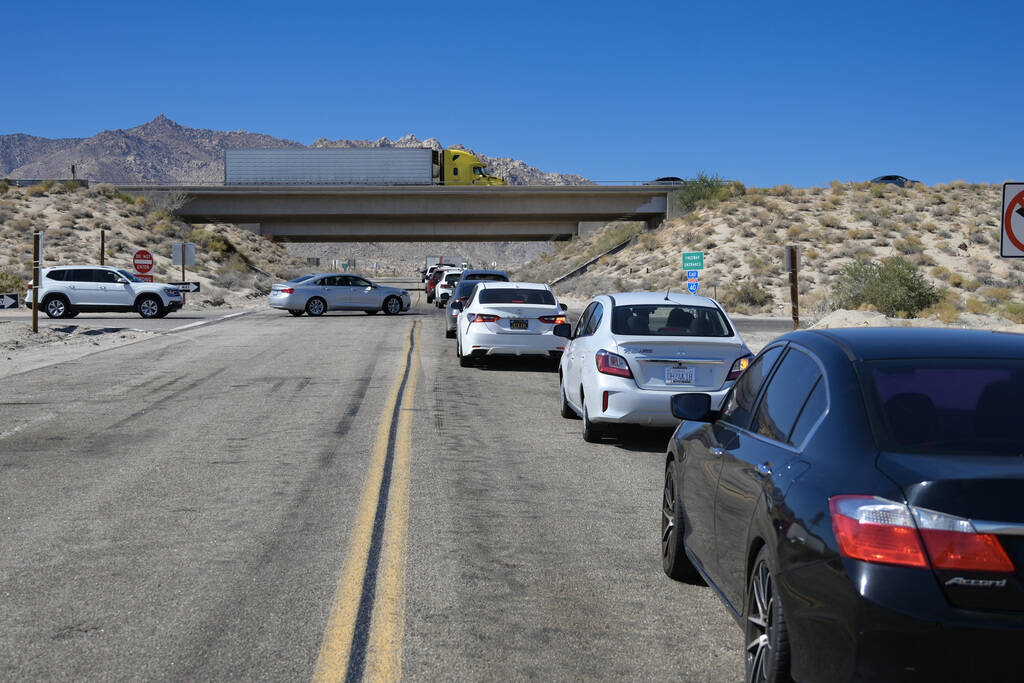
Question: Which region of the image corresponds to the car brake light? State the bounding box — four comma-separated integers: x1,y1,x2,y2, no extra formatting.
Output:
727,355,753,381
539,315,567,324
596,349,633,378
470,314,499,324
280,287,294,294
829,495,1014,572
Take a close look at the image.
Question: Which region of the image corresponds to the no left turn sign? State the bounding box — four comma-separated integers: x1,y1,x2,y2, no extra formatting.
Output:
1001,182,1024,257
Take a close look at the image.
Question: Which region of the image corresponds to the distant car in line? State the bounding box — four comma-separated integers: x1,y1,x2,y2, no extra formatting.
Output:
268,273,410,316
444,279,485,338
870,174,921,187
435,270,463,307
458,269,510,283
555,292,752,443
453,282,568,366
662,327,1024,683
26,265,183,319
644,176,685,185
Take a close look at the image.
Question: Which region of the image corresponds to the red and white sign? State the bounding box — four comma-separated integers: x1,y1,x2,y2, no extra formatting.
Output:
136,274,154,282
1001,183,1024,258
133,249,154,273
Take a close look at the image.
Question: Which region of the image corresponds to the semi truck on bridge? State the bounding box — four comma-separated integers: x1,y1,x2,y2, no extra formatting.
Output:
225,148,506,186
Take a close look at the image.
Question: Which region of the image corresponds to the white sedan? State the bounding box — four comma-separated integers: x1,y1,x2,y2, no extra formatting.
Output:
453,282,568,367
555,292,752,442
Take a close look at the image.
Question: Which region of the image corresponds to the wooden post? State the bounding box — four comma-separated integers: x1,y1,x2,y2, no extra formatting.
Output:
100,229,105,265
787,245,799,330
32,231,40,333
181,260,186,307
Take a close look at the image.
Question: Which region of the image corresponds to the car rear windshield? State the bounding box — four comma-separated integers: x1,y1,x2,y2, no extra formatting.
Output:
610,304,733,337
478,288,555,305
864,359,1024,454
444,273,461,283
453,281,482,298
464,274,508,281
288,275,315,284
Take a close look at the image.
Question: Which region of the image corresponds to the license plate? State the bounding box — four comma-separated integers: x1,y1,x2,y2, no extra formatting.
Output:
510,319,528,330
665,367,695,384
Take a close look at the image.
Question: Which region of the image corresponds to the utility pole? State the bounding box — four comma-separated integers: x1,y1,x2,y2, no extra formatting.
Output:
32,231,42,333
787,245,800,330
100,229,105,265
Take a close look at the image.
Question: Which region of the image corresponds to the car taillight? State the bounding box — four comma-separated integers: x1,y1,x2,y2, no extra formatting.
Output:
539,315,567,324
829,495,1014,572
596,349,633,378
470,314,499,324
280,287,294,294
727,354,753,381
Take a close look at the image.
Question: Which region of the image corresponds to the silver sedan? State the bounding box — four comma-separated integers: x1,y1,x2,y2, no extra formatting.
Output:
268,274,411,316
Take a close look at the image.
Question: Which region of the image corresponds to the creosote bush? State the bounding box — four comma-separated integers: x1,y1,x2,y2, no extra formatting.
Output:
720,280,773,309
0,269,26,293
675,172,745,213
832,256,941,317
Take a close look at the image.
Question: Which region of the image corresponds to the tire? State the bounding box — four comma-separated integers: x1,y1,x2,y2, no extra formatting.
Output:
445,328,455,339
43,296,70,319
662,459,703,583
383,296,401,315
457,338,473,367
289,310,304,317
137,295,163,319
559,376,578,419
305,297,327,317
582,398,604,443
745,546,792,683
426,293,434,304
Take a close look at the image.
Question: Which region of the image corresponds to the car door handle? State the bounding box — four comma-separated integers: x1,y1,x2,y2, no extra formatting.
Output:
756,462,772,477
710,446,725,457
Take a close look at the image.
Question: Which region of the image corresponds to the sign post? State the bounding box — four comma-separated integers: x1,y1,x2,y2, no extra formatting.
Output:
31,231,43,333
1001,182,1024,258
172,243,197,306
100,230,105,266
786,246,800,330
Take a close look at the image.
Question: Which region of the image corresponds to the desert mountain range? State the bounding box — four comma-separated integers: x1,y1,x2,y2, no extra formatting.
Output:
0,115,591,186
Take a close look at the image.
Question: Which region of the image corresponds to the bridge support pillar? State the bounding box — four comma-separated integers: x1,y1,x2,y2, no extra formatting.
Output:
646,213,667,232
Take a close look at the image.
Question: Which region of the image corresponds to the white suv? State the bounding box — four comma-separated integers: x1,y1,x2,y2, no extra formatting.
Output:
26,265,184,319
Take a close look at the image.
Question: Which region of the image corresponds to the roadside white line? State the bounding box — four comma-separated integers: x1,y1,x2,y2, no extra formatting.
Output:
167,311,250,333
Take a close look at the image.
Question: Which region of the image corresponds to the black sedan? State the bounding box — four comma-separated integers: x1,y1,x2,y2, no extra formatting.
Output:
661,328,1024,682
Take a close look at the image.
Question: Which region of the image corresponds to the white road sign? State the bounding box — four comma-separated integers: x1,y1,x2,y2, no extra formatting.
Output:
1001,182,1024,258
172,242,197,266
1,293,18,309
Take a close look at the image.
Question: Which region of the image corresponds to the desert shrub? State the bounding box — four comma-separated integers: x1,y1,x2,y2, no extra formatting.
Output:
921,291,962,324
832,256,942,317
965,298,989,314
1003,302,1024,324
25,181,55,197
0,269,25,293
820,214,842,229
894,236,925,254
675,172,744,212
720,280,773,308
0,181,9,195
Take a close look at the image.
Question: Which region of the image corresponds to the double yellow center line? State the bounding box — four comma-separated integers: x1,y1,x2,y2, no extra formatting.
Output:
314,321,420,683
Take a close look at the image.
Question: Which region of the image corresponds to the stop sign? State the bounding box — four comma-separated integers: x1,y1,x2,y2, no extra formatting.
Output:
133,249,154,274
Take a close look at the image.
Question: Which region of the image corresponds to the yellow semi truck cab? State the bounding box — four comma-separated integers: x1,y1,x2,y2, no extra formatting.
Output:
441,149,506,185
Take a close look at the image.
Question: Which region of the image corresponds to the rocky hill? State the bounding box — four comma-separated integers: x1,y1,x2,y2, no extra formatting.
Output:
515,181,1024,325
0,116,589,186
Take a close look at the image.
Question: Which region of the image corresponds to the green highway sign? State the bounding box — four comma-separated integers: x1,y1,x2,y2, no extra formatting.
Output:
682,252,704,270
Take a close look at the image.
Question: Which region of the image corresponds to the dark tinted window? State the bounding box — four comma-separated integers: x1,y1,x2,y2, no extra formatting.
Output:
45,270,66,281
865,359,1024,454
575,303,597,337
478,288,555,305
720,346,785,430
444,273,461,284
452,281,482,298
610,304,732,337
66,269,95,282
752,349,822,443
288,275,315,284
350,277,371,288
584,303,603,336
316,277,336,286
790,379,827,446
95,270,122,283
463,273,508,281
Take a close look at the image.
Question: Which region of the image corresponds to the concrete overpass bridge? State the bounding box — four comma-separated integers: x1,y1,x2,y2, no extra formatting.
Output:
117,185,680,242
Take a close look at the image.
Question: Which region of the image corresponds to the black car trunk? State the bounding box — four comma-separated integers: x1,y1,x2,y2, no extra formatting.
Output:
877,452,1024,612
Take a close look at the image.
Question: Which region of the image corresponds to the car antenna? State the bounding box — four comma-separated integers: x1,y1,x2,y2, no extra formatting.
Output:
665,288,670,301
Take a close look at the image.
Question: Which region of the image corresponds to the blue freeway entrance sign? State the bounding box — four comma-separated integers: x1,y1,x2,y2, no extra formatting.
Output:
682,252,704,270
687,282,699,294
686,270,700,280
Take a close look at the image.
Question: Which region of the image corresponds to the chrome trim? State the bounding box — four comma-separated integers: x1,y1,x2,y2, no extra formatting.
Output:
972,520,1024,536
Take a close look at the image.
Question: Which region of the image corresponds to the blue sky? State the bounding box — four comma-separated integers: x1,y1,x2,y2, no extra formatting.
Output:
3,0,1021,186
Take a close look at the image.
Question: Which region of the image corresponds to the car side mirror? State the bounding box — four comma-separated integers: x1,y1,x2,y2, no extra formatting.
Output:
671,393,713,421
559,303,568,311
452,301,464,312
553,323,572,339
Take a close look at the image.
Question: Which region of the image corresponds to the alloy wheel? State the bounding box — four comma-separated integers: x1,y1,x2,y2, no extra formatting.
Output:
746,556,776,682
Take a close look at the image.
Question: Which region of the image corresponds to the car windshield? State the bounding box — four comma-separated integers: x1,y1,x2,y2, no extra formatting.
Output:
464,274,507,281
117,269,141,283
453,281,482,298
478,288,556,305
288,275,315,284
864,359,1024,454
610,304,733,337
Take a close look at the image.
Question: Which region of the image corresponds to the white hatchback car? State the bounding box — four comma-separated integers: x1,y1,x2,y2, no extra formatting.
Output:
453,282,568,366
555,292,752,442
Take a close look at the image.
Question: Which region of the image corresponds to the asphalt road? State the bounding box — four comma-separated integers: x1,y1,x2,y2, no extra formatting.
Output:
0,302,770,681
